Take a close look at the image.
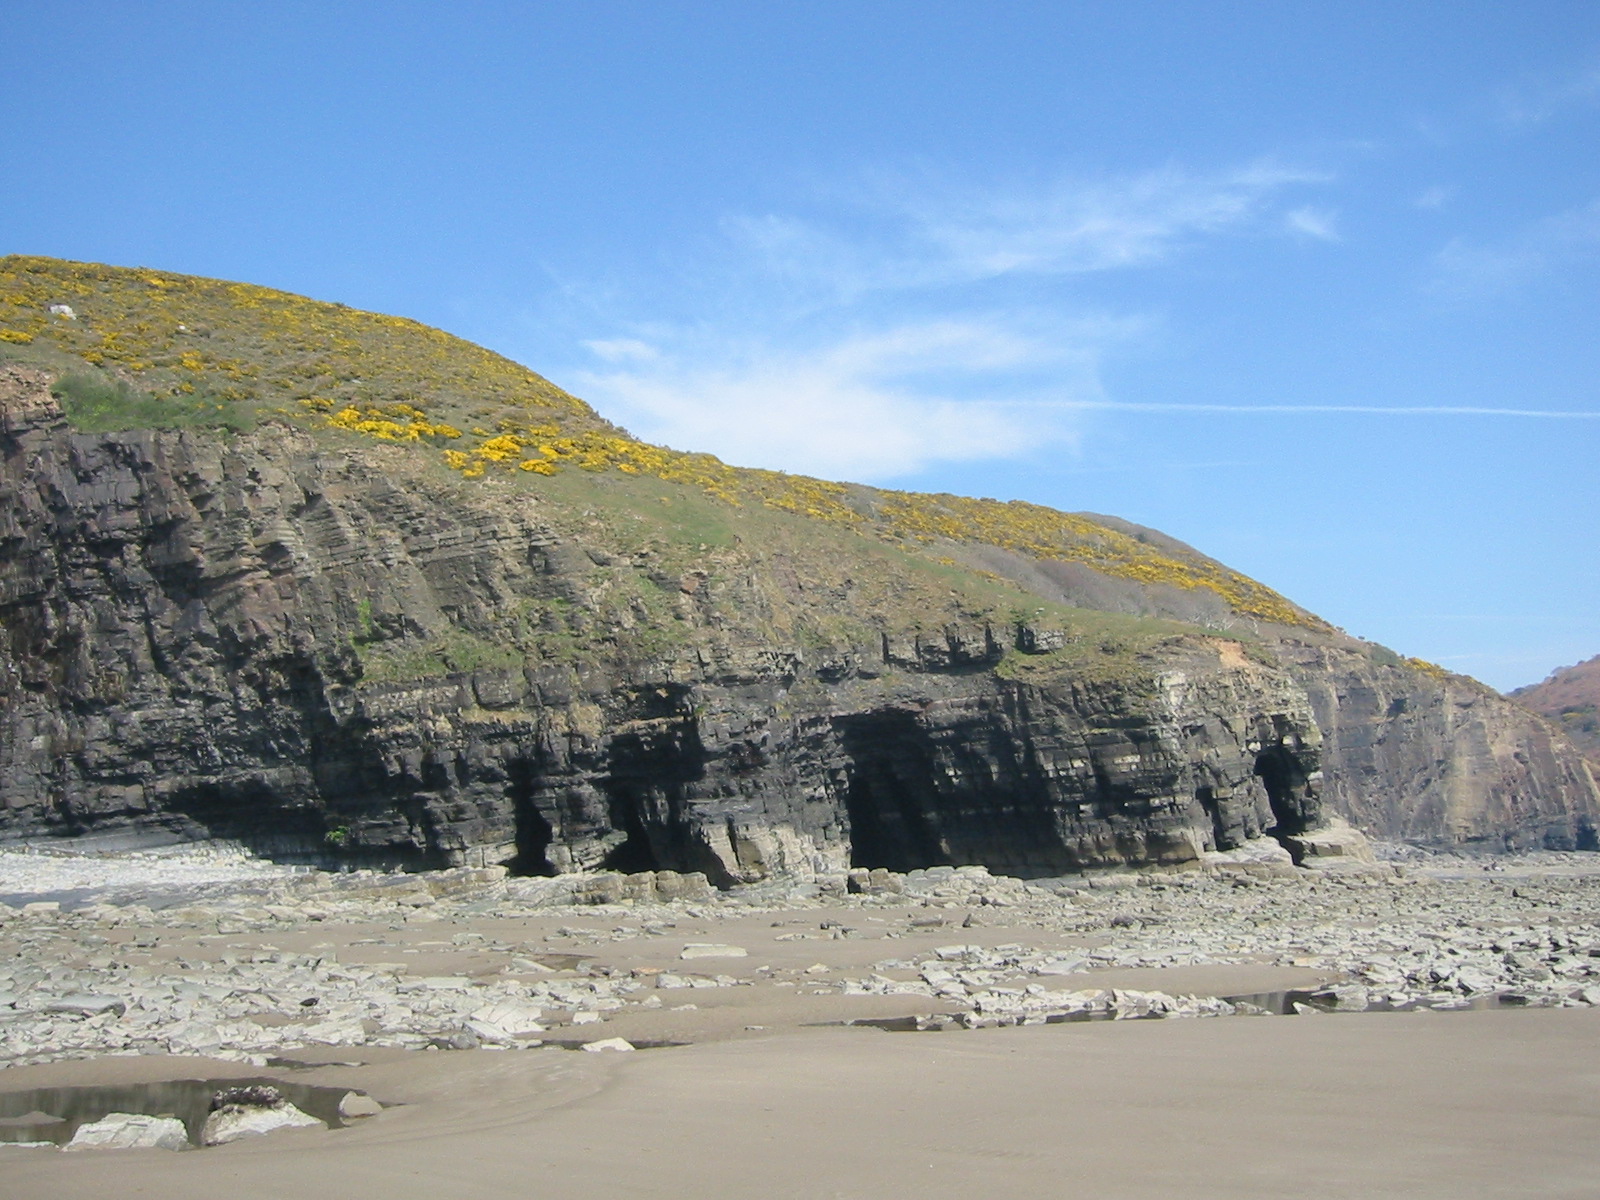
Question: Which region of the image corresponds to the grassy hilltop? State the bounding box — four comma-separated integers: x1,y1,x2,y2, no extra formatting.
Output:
0,255,1328,660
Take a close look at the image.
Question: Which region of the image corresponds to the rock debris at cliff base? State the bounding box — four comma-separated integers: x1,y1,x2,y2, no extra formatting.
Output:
4,843,1600,1071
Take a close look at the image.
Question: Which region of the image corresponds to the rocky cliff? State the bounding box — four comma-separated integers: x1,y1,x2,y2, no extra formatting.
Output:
0,256,1595,876
1280,640,1597,850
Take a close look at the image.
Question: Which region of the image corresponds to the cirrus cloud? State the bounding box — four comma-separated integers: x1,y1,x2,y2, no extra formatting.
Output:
559,159,1335,480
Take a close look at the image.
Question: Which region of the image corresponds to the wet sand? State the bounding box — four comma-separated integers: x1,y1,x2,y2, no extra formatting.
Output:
4,1008,1598,1199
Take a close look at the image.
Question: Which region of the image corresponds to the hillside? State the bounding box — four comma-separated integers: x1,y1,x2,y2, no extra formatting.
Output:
1512,656,1600,767
0,255,1315,630
0,255,1595,875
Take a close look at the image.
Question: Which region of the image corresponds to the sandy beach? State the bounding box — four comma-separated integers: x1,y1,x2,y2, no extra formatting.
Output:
3,844,1599,1197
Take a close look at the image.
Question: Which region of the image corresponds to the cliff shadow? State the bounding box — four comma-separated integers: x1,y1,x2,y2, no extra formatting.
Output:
158,779,333,866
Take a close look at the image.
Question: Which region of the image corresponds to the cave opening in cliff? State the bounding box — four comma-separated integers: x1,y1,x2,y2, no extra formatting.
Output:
507,759,557,876
837,711,950,873
1254,746,1313,841
597,723,712,876
1196,785,1231,850
161,780,328,865
1577,818,1600,853
600,788,662,874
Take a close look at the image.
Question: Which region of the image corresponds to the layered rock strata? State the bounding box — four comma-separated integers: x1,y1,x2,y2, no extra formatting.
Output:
0,364,1594,874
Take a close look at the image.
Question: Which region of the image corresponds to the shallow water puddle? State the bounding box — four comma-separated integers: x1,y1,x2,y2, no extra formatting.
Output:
841,1010,1150,1033
540,1037,689,1051
842,990,1537,1033
1221,989,1529,1015
0,1077,363,1148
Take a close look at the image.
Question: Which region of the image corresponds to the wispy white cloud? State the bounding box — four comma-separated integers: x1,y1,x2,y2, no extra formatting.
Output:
566,160,1335,479
1429,198,1600,299
725,162,1331,298
1284,206,1339,240
908,163,1326,276
571,324,1600,491
581,337,660,363
1414,185,1453,211
574,316,1134,481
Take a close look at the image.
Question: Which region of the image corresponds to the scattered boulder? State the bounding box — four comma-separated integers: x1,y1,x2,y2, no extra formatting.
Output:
464,1000,546,1044
652,870,714,902
337,1091,383,1120
65,1112,188,1152
847,867,905,895
42,995,126,1018
1283,819,1378,866
200,1085,325,1146
581,1037,635,1052
1307,984,1371,1011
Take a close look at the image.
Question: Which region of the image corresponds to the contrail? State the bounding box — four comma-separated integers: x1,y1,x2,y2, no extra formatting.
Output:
1007,400,1600,418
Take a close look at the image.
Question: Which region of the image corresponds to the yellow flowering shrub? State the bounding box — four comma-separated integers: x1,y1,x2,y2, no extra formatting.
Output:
1401,655,1450,680
325,404,462,443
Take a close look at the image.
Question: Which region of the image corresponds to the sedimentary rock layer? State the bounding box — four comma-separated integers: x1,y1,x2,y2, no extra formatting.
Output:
0,363,1593,874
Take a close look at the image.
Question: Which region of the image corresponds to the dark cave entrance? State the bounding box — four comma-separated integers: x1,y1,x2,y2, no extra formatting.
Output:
508,759,557,876
600,786,663,874
837,711,950,873
161,780,329,864
1577,818,1600,853
598,721,708,875
1196,785,1230,851
1254,745,1314,840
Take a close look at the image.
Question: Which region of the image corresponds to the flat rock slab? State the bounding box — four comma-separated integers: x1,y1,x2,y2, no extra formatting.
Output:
679,944,748,959
337,1092,382,1120
42,995,126,1017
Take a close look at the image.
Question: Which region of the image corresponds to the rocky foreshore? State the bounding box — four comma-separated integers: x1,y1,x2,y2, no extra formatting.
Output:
4,840,1600,1072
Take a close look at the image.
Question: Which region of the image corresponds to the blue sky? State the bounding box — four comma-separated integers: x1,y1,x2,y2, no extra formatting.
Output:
4,1,1597,689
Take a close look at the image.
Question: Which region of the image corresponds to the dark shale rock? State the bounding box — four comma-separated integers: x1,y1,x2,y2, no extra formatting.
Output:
0,363,1595,877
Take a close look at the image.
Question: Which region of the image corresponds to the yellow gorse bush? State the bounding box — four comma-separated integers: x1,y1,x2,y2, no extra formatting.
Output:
323,403,463,443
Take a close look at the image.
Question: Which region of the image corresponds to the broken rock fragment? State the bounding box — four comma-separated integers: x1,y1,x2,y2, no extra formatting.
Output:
200,1085,326,1146
65,1112,189,1152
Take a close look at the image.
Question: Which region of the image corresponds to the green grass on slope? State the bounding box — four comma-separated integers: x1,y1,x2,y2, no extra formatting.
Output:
49,370,256,434
356,457,1221,690
0,255,1324,631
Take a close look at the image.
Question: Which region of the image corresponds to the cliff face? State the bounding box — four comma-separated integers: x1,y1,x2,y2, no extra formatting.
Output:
1,254,1596,874
0,364,1335,877
1279,640,1598,851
